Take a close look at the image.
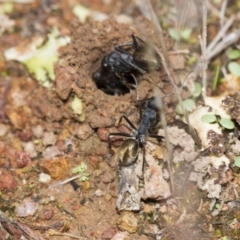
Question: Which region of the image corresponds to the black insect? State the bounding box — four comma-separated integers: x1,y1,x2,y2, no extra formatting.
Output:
93,35,161,95
108,96,163,167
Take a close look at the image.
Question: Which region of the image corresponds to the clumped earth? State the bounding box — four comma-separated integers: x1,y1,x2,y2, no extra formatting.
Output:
1,1,240,240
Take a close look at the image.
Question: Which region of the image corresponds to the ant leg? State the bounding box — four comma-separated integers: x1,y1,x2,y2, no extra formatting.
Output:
120,57,146,74
108,132,133,153
119,115,137,130
130,74,139,101
131,34,146,49
148,134,164,141
115,42,133,53
139,146,148,180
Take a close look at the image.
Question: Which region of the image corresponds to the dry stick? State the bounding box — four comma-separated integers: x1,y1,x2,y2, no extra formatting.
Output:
201,0,208,99
49,229,87,240
0,210,46,240
207,29,240,60
206,0,227,20
207,16,235,54
220,0,228,29
193,16,236,80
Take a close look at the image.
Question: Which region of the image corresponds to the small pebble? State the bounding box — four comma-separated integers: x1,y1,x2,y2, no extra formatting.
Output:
15,151,31,168
97,128,109,141
32,125,44,138
16,197,38,217
42,146,61,159
22,142,37,158
102,171,115,184
0,123,9,137
42,209,54,220
75,124,93,140
0,169,18,191
110,231,129,240
143,204,154,214
104,194,112,201
39,173,51,184
42,132,57,146
101,227,117,240
95,189,104,197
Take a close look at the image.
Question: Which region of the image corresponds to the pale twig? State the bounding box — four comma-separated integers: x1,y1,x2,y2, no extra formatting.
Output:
220,0,228,29
194,16,237,78
197,198,203,212
207,16,235,53
206,0,227,20
49,229,87,239
153,87,174,194
168,49,190,55
49,174,85,189
207,29,240,60
201,0,208,99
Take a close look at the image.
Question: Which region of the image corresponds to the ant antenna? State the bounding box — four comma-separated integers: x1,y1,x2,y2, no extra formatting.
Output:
130,73,139,101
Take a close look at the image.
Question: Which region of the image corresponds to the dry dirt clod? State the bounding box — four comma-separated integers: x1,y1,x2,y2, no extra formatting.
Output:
42,132,57,146
0,123,9,137
101,170,115,184
5,106,30,130
117,212,138,233
89,114,114,128
0,169,18,191
97,127,110,141
75,123,93,140
41,156,70,179
54,65,76,100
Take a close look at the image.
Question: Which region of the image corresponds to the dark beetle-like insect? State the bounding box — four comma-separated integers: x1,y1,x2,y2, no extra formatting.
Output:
108,96,163,166
93,35,161,95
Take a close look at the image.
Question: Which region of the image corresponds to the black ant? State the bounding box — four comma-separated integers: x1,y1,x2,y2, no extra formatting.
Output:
108,96,163,167
93,35,161,95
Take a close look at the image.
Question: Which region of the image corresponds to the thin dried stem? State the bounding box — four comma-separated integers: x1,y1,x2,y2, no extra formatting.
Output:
207,29,240,60
201,0,208,99
207,15,235,54
220,0,228,28
194,15,239,81
206,0,227,20
154,87,174,194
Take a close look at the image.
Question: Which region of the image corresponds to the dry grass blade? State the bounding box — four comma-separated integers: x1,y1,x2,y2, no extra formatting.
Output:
153,87,174,193
201,0,207,99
